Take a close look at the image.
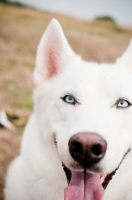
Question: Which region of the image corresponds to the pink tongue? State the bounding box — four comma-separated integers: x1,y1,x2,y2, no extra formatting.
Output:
64,172,104,200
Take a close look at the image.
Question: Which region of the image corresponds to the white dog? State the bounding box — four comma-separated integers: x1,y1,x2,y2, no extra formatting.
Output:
5,19,132,200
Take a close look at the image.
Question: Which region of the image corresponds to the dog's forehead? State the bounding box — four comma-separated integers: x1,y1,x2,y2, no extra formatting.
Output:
61,61,131,87
56,61,132,100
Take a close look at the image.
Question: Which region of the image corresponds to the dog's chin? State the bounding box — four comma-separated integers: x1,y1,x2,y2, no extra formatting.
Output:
62,148,131,190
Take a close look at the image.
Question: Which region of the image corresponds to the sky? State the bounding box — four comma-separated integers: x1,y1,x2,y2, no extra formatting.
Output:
10,0,132,27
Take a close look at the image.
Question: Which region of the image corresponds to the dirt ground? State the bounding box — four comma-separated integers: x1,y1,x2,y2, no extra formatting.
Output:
0,4,132,200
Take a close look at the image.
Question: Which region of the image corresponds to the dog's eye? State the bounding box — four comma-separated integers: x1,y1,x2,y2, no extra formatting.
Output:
61,95,76,105
117,99,131,108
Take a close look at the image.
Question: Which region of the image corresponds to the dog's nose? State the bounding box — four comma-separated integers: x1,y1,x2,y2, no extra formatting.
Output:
69,133,107,168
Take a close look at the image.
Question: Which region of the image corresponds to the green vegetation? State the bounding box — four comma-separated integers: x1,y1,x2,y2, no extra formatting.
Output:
8,58,17,65
26,62,35,69
0,0,9,3
0,0,25,7
21,101,33,109
95,15,116,24
8,87,17,95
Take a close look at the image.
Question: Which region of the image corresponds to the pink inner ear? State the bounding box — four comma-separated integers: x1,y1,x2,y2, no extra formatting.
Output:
46,38,60,78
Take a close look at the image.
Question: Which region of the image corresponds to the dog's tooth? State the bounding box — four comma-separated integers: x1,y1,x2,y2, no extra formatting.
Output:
100,174,107,184
100,177,105,184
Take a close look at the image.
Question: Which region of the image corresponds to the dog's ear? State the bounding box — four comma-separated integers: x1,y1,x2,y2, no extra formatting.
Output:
116,39,132,67
33,19,77,85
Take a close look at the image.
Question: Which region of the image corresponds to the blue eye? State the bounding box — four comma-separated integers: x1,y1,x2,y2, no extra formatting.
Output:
61,95,76,105
117,99,131,108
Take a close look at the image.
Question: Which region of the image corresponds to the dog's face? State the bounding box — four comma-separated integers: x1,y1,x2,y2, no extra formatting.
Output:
33,19,132,200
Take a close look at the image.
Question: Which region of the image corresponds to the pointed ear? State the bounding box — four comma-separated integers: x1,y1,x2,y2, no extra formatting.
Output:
116,39,132,67
33,19,78,85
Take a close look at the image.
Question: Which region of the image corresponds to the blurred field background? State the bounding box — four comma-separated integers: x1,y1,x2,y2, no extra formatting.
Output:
0,3,132,200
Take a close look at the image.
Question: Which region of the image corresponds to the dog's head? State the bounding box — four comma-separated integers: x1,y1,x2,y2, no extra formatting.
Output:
33,19,132,200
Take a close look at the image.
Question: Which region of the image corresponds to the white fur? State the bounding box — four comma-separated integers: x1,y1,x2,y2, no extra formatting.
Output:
5,19,132,200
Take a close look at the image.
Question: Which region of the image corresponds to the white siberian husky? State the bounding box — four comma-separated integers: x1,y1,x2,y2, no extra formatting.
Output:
5,19,132,200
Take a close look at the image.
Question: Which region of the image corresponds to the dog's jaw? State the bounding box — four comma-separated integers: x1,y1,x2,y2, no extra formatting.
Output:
54,131,131,199
62,148,131,200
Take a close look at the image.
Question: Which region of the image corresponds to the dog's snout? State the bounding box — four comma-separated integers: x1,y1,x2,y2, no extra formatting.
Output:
69,133,107,168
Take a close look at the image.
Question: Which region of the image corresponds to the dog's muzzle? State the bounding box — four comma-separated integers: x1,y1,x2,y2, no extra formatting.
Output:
62,133,130,200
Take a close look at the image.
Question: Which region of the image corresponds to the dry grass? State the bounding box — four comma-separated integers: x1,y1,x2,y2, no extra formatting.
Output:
0,4,132,200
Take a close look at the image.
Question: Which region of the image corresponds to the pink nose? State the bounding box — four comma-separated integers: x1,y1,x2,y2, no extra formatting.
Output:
69,133,107,168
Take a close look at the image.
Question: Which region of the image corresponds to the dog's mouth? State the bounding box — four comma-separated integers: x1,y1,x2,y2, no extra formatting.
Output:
62,164,111,200
62,148,130,200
